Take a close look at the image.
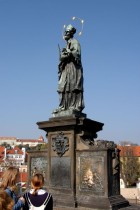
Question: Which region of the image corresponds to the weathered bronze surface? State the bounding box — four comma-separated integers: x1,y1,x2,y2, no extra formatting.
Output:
51,157,71,188
79,155,104,195
52,132,69,157
27,150,48,188
53,24,84,115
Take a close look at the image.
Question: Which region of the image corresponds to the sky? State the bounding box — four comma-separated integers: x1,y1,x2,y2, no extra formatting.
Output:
0,0,140,145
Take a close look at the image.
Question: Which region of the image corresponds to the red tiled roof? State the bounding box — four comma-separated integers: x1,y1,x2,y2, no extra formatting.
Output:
7,148,23,155
117,145,140,157
0,146,5,153
38,135,44,141
0,146,5,159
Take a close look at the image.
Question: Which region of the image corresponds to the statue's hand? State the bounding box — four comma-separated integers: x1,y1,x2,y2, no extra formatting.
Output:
60,53,69,61
62,48,66,52
67,48,71,53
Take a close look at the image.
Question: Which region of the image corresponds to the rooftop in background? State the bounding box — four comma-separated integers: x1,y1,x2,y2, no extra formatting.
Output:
0,136,46,147
7,146,23,155
0,135,44,141
0,137,17,140
16,135,44,143
117,145,140,157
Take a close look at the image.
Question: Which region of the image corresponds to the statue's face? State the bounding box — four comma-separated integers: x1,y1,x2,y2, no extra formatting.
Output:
64,30,72,41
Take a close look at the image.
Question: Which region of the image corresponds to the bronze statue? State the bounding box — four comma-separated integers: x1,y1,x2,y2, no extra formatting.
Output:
54,24,84,113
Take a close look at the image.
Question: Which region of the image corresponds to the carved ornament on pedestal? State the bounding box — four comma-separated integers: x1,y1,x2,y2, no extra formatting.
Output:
52,132,69,157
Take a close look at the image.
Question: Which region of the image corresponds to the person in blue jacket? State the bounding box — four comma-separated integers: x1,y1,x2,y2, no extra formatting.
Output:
0,166,25,210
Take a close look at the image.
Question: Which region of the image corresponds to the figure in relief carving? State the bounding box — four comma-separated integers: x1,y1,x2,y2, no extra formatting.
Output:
112,148,120,175
112,148,120,195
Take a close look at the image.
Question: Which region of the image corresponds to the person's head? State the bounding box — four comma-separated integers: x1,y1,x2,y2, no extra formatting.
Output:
64,24,76,41
1,167,20,191
31,173,44,195
0,190,14,210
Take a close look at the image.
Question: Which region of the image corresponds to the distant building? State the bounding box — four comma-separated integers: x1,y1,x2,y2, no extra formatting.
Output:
117,145,140,186
117,145,140,162
0,137,17,146
0,145,28,186
137,178,140,189
0,136,45,147
6,147,26,166
120,178,126,188
0,146,27,167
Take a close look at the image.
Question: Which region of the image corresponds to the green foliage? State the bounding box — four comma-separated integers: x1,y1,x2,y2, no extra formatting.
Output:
29,143,48,151
1,142,11,149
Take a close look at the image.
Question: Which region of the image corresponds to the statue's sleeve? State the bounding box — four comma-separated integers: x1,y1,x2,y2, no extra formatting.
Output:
70,39,81,61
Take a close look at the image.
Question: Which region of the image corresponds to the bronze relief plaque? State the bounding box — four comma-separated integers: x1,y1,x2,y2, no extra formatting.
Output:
30,157,47,177
27,151,48,188
79,154,104,195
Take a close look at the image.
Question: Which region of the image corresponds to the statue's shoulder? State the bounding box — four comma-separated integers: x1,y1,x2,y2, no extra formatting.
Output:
70,38,79,45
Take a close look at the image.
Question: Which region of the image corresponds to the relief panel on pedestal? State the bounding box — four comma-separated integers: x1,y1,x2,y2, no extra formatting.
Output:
78,154,105,196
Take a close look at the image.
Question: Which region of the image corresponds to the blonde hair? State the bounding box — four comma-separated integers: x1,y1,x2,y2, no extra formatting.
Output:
1,167,19,191
31,173,44,195
0,190,14,210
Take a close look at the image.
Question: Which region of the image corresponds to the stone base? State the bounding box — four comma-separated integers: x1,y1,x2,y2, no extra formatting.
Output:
53,193,77,208
53,205,139,210
52,109,87,118
76,195,129,210
122,205,140,210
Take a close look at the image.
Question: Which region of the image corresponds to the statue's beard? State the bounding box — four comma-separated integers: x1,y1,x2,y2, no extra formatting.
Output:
64,35,70,41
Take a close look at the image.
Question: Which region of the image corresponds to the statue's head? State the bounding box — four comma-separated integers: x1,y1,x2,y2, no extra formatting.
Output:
64,24,76,40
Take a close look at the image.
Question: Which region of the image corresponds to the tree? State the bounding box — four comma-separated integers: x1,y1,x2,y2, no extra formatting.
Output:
118,141,140,187
1,142,11,149
16,144,23,149
30,143,48,151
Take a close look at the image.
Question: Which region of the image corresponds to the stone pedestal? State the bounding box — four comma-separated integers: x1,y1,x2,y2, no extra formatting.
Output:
37,114,129,210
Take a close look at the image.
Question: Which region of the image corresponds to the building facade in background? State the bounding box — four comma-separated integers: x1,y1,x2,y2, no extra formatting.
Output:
0,136,45,147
